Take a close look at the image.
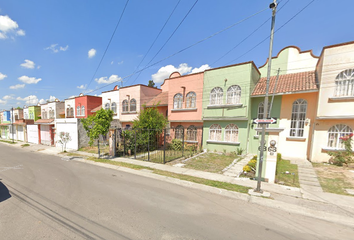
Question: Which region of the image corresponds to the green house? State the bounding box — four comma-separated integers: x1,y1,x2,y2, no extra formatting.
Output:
28,106,41,121
202,62,260,153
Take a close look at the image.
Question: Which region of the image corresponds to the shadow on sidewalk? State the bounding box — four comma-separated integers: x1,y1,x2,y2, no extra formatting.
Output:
0,180,11,202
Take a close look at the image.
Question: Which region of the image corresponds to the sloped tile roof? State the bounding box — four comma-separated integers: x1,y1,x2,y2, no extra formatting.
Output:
252,71,318,96
35,119,54,124
91,105,102,113
145,91,169,107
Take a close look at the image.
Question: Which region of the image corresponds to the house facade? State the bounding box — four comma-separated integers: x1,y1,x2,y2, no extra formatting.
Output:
119,84,162,129
74,94,102,119
311,41,354,162
202,62,260,152
101,85,121,128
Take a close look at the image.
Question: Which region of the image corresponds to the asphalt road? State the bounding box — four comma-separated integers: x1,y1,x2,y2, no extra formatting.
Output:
0,143,353,240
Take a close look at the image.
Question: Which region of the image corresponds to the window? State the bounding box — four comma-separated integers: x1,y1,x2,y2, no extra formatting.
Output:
105,103,110,110
290,99,307,137
111,102,117,114
210,87,223,105
50,110,55,118
227,85,241,104
256,102,271,134
175,125,184,140
173,93,183,109
130,99,136,112
122,100,128,112
209,124,222,141
66,108,70,117
70,108,74,117
81,106,85,116
186,92,196,108
42,111,46,119
186,125,197,141
77,106,80,116
225,124,238,142
327,124,353,149
334,69,354,97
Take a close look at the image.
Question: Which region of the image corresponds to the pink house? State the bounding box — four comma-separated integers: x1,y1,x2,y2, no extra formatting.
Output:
119,84,162,129
160,71,204,145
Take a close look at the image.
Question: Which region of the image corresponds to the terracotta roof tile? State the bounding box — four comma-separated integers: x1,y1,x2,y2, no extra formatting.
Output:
91,105,102,113
252,71,318,96
145,91,169,107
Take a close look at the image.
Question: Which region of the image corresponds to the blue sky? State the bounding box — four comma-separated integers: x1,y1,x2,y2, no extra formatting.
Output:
0,0,353,110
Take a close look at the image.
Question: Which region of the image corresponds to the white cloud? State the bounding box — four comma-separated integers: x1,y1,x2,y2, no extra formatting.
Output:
191,64,211,73
111,61,114,65
0,99,6,104
77,84,86,89
151,63,192,83
37,65,41,69
88,48,96,58
3,95,13,100
48,96,57,102
39,99,46,104
0,15,25,39
95,74,122,84
18,75,42,84
20,59,35,69
117,61,123,65
16,29,25,36
0,72,7,80
10,84,25,89
17,95,39,105
45,44,69,53
152,63,211,83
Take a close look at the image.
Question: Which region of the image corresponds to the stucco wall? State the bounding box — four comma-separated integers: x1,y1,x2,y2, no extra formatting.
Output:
55,118,79,150
102,90,120,119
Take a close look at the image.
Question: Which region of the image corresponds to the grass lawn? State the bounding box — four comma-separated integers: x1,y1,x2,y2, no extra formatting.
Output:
312,163,354,195
183,152,240,173
275,159,300,187
79,145,110,154
86,157,250,194
0,139,17,144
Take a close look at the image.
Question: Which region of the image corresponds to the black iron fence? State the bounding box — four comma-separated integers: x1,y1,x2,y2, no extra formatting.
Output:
114,127,203,164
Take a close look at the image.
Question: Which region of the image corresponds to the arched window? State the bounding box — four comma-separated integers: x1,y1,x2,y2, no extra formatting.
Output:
77,106,80,116
186,92,196,108
174,93,183,109
66,108,70,117
225,124,238,142
175,125,184,140
210,87,223,105
130,99,136,112
328,124,353,149
70,108,74,117
290,99,307,137
209,124,222,141
227,85,241,104
111,102,117,114
105,103,110,111
42,111,46,119
334,69,354,97
81,106,85,116
122,100,128,112
187,125,197,141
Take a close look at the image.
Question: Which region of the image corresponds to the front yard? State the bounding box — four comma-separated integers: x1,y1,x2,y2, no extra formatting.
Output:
312,163,354,196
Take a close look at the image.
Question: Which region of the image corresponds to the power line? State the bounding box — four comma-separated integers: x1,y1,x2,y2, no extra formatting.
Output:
128,0,199,86
86,0,130,89
125,0,181,83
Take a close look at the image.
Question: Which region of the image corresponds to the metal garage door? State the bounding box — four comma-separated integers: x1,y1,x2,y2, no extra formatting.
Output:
41,125,51,146
27,125,39,144
17,125,24,141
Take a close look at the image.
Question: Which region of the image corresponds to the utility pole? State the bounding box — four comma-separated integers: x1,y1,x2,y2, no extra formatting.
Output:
255,0,277,193
11,107,14,143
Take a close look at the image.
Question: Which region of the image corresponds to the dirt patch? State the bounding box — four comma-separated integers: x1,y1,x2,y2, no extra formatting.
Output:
313,163,354,195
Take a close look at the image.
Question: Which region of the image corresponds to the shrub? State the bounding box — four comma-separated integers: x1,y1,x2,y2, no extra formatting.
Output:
248,159,257,169
252,155,257,160
277,153,282,162
171,139,183,151
327,133,353,166
236,147,244,155
243,165,252,172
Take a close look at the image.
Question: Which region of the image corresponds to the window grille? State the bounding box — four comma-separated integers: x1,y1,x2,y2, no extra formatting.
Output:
226,85,241,104
186,92,196,108
209,124,222,141
327,124,353,149
225,124,238,142
334,69,354,97
290,99,307,137
130,99,136,112
173,93,183,109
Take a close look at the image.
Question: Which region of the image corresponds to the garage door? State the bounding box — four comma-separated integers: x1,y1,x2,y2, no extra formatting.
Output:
41,125,51,146
27,125,39,144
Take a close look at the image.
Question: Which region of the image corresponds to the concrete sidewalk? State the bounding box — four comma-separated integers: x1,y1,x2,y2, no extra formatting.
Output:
4,141,354,227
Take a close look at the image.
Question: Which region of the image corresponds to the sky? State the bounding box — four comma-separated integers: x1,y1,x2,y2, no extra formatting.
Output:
0,0,353,110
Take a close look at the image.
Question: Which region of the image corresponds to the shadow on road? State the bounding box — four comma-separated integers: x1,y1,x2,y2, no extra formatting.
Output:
0,180,11,202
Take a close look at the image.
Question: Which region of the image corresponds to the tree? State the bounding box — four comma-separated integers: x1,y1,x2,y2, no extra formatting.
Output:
132,104,167,131
57,132,72,152
81,109,113,156
147,80,156,88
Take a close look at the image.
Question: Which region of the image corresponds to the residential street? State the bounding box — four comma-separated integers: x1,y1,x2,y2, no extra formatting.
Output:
0,144,353,240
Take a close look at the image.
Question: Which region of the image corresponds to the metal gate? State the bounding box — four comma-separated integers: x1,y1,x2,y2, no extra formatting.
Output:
40,125,51,145
27,124,39,144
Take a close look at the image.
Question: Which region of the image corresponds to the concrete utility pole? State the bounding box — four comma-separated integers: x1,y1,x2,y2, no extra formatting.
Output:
255,0,277,193
12,107,14,143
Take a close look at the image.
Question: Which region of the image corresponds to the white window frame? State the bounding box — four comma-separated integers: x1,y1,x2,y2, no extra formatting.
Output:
122,100,128,112
290,99,307,137
226,85,241,104
334,69,354,97
173,93,183,109
225,124,238,142
186,92,196,108
209,124,222,141
105,103,110,111
111,102,117,114
130,99,136,112
210,87,223,105
175,125,184,140
81,106,85,116
327,124,353,149
186,125,197,141
77,106,80,116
